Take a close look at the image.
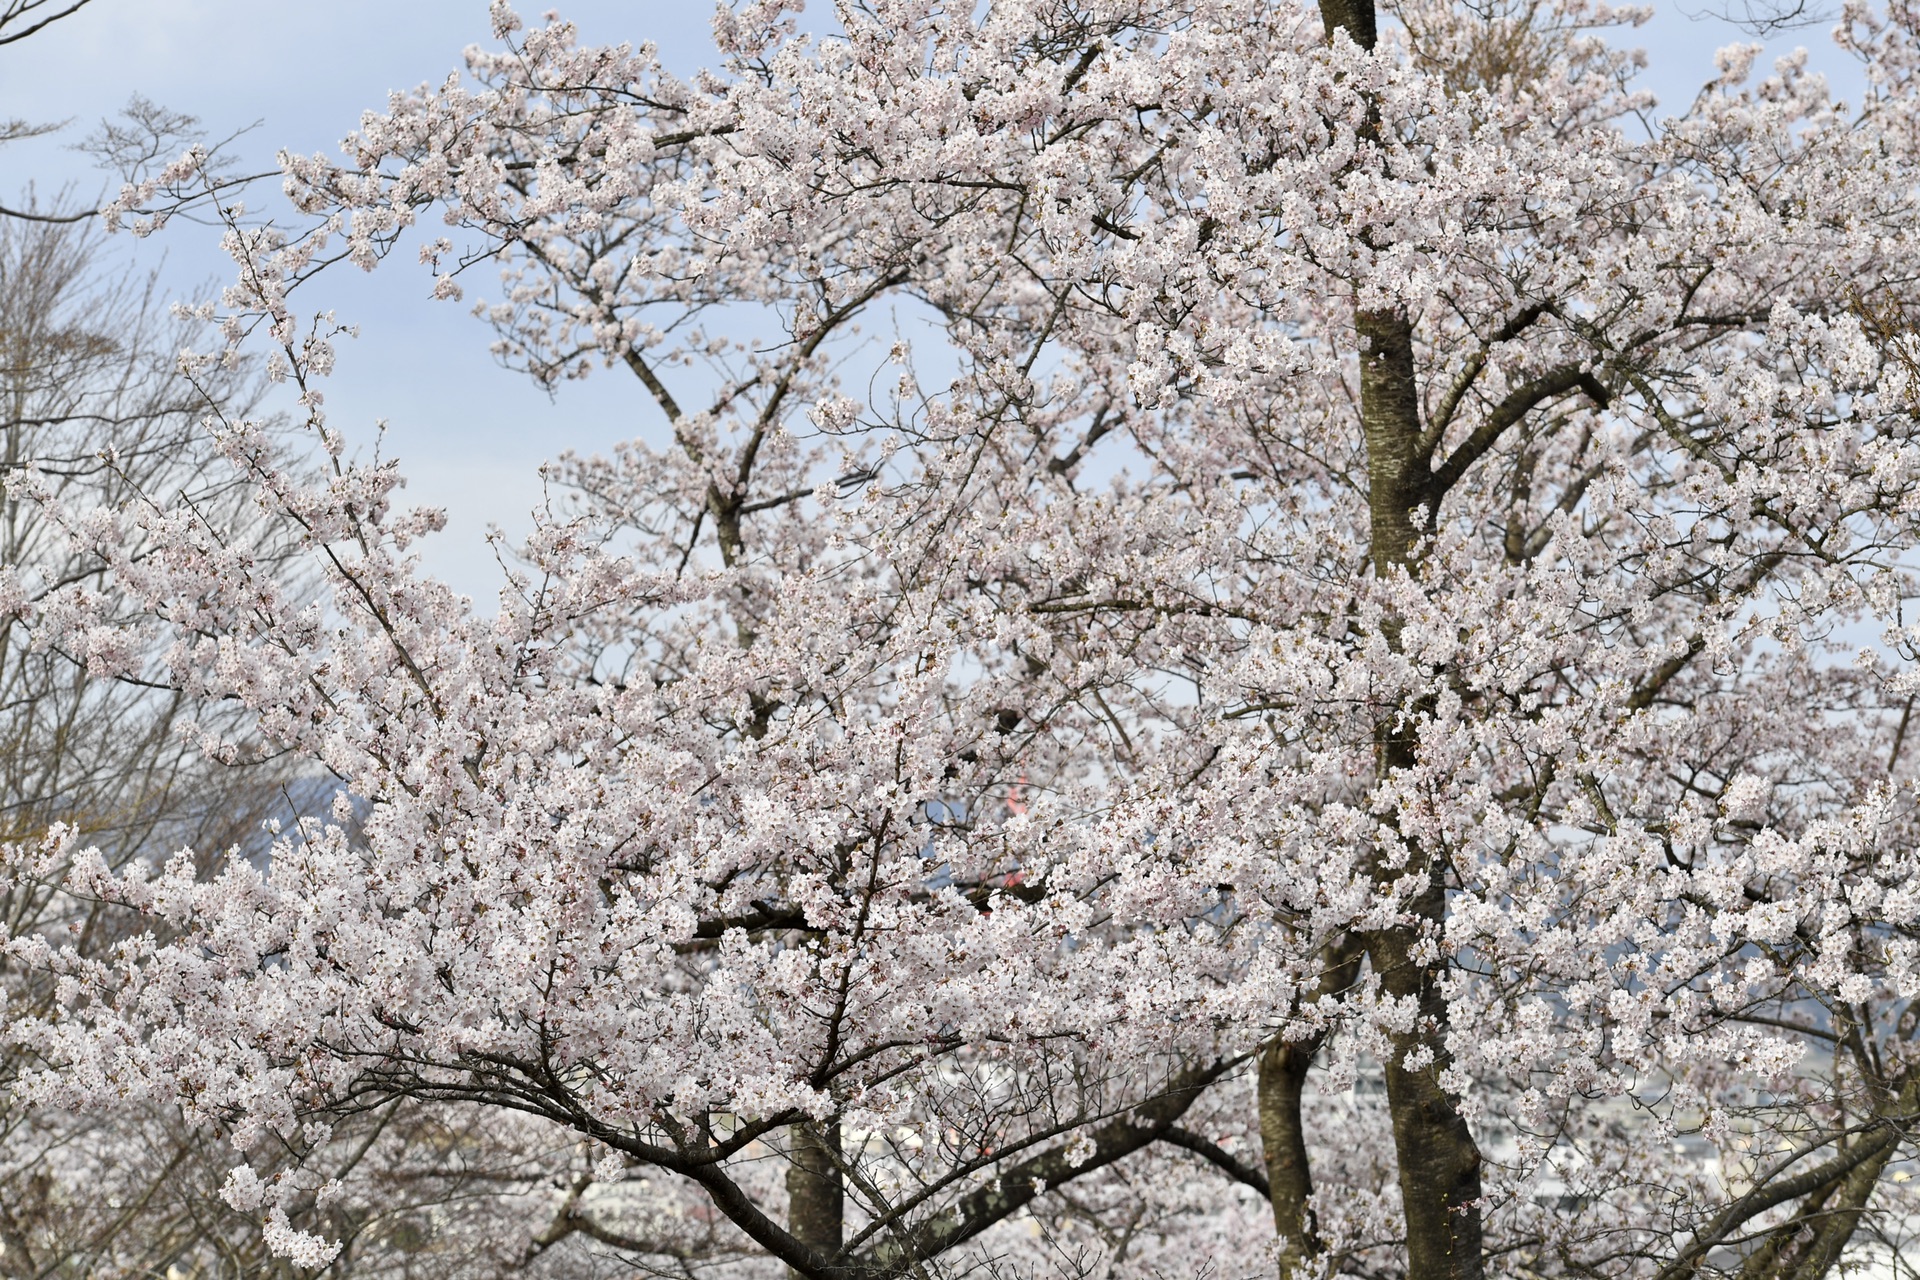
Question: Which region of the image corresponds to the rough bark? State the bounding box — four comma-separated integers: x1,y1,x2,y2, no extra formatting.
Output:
1350,140,1487,1280
787,1121,844,1280
1357,305,1488,1280
1260,940,1365,1279
1259,1040,1320,1278
1364,890,1484,1280
1358,309,1429,577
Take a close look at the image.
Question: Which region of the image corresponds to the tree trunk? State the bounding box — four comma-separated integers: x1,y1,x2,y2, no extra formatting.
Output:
1364,893,1484,1280
1358,309,1427,578
786,1121,844,1280
1260,1040,1319,1278
1260,940,1364,1279
1318,0,1379,46
1357,280,1482,1268
1357,287,1486,1280
1317,1,1486,1274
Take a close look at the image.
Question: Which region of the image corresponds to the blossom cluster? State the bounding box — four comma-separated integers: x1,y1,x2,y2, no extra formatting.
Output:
12,0,1920,1274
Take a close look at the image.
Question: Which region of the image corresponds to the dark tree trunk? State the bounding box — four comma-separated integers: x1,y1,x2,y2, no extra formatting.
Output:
1353,235,1487,1280
787,1121,844,1279
1260,1040,1319,1277
1260,941,1364,1278
1356,305,1487,1280
1363,889,1484,1280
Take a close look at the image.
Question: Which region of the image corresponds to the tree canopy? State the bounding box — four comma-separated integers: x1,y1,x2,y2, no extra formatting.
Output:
12,1,1920,1276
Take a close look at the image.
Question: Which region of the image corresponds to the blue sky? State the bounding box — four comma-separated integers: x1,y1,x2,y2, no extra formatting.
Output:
0,0,1867,602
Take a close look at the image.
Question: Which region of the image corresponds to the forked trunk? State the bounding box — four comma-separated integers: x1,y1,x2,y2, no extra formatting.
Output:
1734,1072,1919,1280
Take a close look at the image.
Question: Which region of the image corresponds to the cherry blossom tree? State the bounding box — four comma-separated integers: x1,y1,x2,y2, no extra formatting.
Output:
0,211,313,1275
15,0,1920,1276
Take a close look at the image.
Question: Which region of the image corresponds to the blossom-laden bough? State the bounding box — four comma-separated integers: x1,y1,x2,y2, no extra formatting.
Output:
12,0,1920,1276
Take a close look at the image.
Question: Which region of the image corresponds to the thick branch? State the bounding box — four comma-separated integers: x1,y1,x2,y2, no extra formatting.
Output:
1652,1111,1911,1280
1163,1126,1271,1198
857,1061,1228,1274
1424,364,1604,501
1420,303,1549,453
